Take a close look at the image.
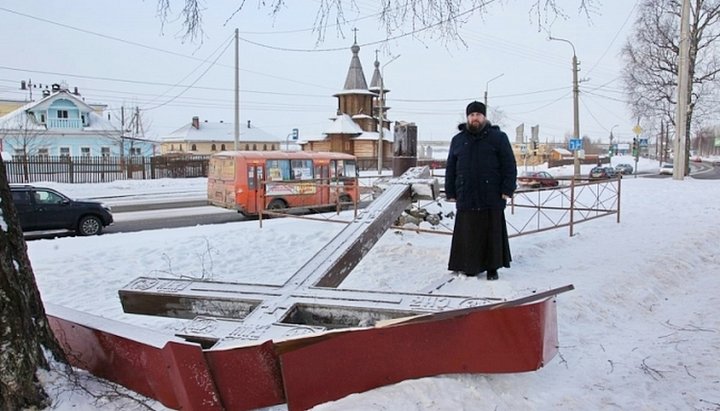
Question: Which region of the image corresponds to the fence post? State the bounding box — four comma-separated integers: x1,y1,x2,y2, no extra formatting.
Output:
69,157,74,184
569,177,575,237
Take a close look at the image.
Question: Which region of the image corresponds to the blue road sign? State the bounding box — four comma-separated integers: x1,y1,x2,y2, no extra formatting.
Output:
568,138,582,151
639,138,648,147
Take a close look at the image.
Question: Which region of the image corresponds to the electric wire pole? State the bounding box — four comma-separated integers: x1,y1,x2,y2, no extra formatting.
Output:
234,28,240,151
673,0,691,180
550,36,581,177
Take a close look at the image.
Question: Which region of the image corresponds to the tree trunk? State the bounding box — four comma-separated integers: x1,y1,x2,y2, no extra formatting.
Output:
0,156,67,409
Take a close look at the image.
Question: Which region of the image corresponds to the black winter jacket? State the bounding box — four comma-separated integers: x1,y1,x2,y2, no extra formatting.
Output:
445,122,517,211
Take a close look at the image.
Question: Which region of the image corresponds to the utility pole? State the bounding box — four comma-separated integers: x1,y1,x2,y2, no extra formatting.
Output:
378,54,400,174
550,36,581,177
234,28,240,151
609,124,618,161
674,0,690,180
120,106,125,159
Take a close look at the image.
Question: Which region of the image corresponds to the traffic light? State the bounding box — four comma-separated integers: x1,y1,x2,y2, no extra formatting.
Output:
292,128,299,140
632,138,638,157
608,145,613,157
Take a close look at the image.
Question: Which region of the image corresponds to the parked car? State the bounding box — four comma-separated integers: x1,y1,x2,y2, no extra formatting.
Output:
517,171,559,189
6,185,113,235
589,166,619,179
614,163,634,175
659,164,674,175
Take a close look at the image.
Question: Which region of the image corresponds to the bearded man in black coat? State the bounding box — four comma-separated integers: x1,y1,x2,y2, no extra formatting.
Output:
445,101,517,281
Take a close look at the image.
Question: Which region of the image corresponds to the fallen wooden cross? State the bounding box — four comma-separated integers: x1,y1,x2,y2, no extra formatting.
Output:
47,166,575,411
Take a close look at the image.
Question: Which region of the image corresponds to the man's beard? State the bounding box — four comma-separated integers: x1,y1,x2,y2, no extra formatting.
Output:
467,120,483,133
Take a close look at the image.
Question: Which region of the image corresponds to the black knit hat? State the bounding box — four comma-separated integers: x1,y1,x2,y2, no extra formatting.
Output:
466,101,486,116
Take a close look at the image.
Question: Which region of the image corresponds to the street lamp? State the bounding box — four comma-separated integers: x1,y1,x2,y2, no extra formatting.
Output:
484,73,504,109
378,54,400,174
549,35,581,177
609,124,618,159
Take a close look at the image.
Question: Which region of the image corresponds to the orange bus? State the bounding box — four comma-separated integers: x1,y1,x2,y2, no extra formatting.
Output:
207,151,359,217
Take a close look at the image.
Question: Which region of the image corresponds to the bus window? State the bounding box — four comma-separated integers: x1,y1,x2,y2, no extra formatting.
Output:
330,160,339,179
343,160,357,178
291,159,313,180
248,166,255,189
267,159,291,181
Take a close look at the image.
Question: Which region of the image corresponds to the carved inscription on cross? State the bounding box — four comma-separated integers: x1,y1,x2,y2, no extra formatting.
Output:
119,167,501,348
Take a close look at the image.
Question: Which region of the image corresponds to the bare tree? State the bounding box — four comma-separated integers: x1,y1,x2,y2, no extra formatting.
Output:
1,114,51,182
0,115,50,157
0,154,68,409
156,0,599,43
622,0,720,167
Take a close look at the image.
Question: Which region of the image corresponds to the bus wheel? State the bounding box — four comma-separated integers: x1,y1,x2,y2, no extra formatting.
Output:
267,199,287,210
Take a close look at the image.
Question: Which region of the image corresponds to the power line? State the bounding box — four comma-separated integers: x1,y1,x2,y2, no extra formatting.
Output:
143,36,234,111
236,1,494,53
0,5,335,91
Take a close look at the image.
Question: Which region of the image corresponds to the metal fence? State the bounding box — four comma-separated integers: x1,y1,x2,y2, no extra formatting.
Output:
2,155,210,184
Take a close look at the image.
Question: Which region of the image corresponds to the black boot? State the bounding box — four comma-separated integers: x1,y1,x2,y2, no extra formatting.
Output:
486,270,499,281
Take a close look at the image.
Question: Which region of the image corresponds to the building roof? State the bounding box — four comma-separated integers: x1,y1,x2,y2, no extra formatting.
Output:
368,56,389,94
162,121,280,143
553,148,573,155
353,130,393,142
0,90,116,132
342,42,369,90
324,114,363,135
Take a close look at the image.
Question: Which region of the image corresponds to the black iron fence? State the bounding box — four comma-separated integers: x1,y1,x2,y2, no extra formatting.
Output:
2,155,442,184
2,155,210,184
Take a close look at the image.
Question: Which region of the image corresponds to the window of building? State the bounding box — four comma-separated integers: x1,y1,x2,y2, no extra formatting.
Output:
37,148,49,158
40,114,46,123
14,148,25,156
180,144,183,151
263,144,267,151
81,147,91,156
221,144,226,151
60,147,70,157
211,144,217,151
191,144,197,151
252,144,257,151
245,144,250,150
130,147,141,156
57,110,68,119
101,147,110,157
170,144,175,151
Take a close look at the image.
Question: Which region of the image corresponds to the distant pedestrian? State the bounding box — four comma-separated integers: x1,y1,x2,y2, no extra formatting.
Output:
445,101,517,281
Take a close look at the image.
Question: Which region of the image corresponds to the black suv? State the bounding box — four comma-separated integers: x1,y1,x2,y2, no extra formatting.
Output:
7,185,113,236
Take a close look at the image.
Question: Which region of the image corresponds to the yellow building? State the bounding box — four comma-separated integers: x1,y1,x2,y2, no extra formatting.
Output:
160,117,285,155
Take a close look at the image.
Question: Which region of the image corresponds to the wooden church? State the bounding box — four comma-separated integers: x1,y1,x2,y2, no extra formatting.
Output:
301,37,394,170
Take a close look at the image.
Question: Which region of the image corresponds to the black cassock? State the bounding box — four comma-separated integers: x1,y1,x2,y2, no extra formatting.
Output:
448,208,512,275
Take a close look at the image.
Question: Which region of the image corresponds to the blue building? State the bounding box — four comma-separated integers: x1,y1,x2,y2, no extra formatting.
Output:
0,85,156,157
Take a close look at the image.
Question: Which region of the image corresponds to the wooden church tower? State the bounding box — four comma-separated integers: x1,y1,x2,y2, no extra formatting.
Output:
301,34,393,169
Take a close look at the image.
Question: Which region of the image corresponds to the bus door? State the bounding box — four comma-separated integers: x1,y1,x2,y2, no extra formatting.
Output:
315,162,330,205
246,163,264,214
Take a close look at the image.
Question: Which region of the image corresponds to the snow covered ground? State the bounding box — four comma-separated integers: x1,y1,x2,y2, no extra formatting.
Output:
19,155,720,410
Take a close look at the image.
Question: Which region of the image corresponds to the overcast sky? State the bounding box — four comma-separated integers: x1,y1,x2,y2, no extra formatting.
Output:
0,1,641,144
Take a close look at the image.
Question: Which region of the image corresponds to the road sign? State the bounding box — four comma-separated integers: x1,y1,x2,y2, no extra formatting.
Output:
639,138,648,147
632,124,643,135
568,138,582,151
